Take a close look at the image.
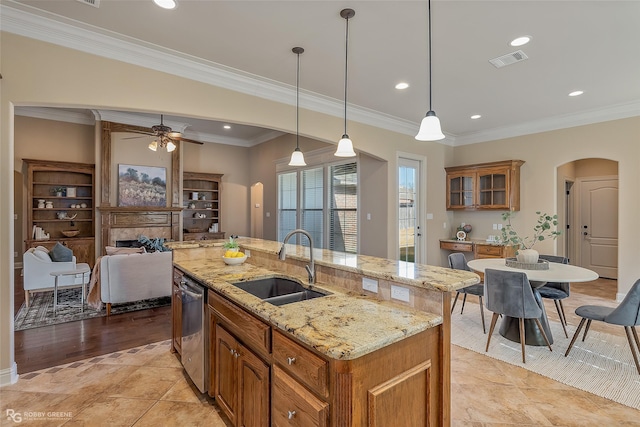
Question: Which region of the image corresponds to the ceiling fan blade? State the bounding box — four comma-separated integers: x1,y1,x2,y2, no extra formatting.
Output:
121,135,147,140
175,136,204,145
120,129,155,136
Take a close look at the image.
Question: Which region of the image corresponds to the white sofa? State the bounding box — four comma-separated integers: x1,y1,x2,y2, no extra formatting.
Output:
23,247,90,307
99,250,172,315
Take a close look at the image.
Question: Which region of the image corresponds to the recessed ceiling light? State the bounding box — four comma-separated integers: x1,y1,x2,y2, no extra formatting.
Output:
153,0,176,10
223,125,231,130
470,114,482,120
395,82,409,90
510,36,531,47
569,90,584,97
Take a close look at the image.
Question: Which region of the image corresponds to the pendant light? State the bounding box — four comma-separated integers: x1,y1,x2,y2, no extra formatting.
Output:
415,0,445,141
289,47,307,166
335,8,357,157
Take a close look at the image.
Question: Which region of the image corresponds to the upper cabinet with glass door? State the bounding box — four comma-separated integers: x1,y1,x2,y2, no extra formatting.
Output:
445,160,524,211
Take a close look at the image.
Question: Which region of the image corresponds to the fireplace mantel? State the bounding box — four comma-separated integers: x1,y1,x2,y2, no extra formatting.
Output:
98,206,182,254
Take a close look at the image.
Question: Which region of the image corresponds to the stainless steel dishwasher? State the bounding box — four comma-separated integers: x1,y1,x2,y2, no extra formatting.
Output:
180,276,208,393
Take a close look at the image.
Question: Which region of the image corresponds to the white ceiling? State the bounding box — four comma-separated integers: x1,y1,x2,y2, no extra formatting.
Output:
5,0,640,146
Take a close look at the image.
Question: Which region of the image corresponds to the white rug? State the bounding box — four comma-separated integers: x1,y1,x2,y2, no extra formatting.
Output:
450,301,640,410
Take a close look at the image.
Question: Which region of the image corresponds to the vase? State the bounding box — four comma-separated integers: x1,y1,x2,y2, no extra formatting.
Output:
516,248,539,264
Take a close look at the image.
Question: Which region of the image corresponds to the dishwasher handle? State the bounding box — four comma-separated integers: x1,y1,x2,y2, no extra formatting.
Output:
179,281,204,300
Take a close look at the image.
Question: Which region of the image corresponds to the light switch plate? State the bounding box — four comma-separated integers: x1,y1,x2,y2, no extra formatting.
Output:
244,249,251,257
362,277,378,293
391,285,410,302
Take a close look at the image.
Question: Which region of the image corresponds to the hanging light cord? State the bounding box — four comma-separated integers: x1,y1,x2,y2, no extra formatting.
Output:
428,0,433,111
296,51,301,149
343,13,350,136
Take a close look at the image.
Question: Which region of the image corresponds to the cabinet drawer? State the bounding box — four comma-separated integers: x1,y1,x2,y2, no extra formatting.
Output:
475,244,503,257
272,365,329,427
439,241,473,252
209,290,271,355
273,331,329,398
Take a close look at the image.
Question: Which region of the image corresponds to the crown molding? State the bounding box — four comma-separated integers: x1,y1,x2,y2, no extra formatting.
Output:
92,110,189,133
14,106,95,125
0,2,424,142
453,100,640,146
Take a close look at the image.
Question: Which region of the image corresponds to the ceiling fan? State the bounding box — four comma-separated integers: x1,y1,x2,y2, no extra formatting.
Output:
122,114,204,152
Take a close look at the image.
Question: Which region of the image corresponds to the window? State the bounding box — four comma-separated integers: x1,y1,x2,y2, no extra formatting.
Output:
277,161,357,252
277,172,297,243
329,163,357,253
301,168,323,247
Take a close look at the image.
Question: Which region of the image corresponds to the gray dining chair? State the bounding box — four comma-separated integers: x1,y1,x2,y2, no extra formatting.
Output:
537,254,570,338
448,253,486,333
565,278,640,374
484,268,552,363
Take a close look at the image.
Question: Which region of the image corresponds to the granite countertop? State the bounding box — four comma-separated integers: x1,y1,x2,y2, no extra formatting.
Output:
172,250,443,361
231,238,479,293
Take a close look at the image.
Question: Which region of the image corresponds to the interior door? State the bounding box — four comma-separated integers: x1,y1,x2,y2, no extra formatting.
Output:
399,158,421,263
579,178,618,279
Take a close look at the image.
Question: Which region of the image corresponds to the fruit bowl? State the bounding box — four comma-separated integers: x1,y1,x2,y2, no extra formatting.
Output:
222,254,247,265
61,230,80,238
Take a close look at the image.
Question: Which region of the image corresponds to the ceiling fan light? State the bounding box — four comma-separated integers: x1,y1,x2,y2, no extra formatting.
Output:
288,148,307,166
335,135,356,157
415,111,445,141
166,141,177,152
148,140,158,151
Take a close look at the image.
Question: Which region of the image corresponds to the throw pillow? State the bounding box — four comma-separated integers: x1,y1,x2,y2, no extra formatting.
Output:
105,246,146,255
49,242,73,262
32,248,52,262
35,245,49,253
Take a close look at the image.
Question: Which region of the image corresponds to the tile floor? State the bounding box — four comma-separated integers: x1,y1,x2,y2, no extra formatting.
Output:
2,279,639,426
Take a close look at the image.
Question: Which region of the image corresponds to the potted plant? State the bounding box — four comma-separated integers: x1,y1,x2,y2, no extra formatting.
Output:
223,236,239,252
51,187,65,197
500,211,562,263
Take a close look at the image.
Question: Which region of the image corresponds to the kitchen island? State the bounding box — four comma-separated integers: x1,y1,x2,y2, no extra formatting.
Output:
168,238,479,427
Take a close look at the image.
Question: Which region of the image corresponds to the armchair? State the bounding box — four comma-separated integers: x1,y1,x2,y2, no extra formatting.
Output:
23,247,90,307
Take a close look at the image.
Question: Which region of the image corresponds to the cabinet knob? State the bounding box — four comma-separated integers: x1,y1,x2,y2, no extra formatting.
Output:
287,410,296,420
234,351,239,359
287,357,296,365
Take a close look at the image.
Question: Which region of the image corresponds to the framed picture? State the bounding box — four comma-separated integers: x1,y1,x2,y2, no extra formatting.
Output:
118,164,167,207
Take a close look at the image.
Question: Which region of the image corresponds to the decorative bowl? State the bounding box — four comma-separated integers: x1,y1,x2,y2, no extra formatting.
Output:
61,230,80,238
222,254,248,265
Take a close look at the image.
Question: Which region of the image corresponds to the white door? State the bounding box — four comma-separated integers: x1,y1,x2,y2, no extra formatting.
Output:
398,158,422,263
579,177,618,279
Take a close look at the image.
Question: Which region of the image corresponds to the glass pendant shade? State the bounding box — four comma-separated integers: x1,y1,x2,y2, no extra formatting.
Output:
166,140,177,152
335,134,356,157
148,140,158,151
288,148,306,166
415,111,445,141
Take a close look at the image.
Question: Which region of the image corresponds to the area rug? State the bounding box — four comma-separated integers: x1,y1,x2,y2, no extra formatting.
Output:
451,301,640,410
14,288,171,331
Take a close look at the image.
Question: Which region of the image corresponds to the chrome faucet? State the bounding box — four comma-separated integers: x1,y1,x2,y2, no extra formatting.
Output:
279,229,315,284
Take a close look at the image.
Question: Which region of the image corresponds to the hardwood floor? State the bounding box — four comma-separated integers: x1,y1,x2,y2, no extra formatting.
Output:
13,269,171,374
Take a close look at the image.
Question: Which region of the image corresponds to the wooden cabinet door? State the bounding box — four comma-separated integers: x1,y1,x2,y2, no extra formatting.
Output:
476,167,510,209
215,324,238,426
237,342,270,427
63,238,95,268
446,171,475,210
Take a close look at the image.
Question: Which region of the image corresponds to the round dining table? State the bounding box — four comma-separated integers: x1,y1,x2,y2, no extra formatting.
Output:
467,258,599,345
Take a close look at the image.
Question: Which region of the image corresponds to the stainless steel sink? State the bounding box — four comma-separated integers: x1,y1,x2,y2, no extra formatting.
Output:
232,277,326,306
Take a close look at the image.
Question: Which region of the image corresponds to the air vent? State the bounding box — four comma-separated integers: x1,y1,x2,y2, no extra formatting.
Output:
489,50,528,68
76,0,100,8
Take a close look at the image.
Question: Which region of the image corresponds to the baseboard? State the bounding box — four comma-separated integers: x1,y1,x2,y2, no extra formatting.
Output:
0,362,19,387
